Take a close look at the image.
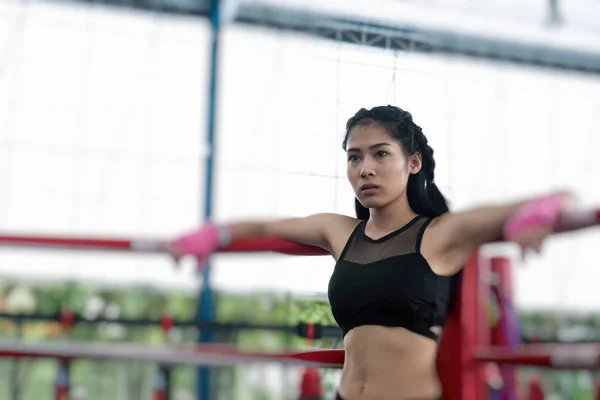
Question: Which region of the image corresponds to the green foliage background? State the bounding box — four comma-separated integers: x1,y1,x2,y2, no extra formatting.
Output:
0,283,339,400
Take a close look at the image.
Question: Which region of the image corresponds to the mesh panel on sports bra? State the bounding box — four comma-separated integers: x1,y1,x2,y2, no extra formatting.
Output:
340,216,430,265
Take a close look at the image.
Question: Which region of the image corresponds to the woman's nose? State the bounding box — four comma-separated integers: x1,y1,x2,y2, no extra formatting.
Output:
360,159,376,177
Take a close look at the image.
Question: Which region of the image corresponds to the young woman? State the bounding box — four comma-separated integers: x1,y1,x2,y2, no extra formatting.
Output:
170,105,572,399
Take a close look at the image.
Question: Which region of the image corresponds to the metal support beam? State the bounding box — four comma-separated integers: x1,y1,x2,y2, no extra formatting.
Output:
40,0,213,16
546,0,563,26
33,0,600,75
196,0,221,398
219,0,239,25
234,3,600,75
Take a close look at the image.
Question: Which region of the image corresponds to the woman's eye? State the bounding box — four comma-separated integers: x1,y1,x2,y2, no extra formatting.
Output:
348,155,360,162
375,151,388,158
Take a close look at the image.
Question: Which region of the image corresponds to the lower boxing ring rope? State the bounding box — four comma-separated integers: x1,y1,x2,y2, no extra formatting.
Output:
1,339,600,370
0,340,345,369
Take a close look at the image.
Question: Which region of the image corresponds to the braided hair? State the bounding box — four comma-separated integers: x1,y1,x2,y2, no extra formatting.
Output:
342,105,450,221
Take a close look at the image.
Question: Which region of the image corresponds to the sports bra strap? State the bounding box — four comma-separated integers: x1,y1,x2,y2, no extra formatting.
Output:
415,217,434,254
336,221,364,261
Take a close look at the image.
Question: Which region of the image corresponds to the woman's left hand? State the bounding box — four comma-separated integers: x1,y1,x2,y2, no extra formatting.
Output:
503,191,576,258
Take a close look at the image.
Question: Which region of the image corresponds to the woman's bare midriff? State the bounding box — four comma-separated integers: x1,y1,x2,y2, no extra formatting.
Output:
338,325,441,400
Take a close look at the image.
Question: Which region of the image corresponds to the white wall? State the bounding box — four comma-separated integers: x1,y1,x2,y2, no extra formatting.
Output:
1,1,600,310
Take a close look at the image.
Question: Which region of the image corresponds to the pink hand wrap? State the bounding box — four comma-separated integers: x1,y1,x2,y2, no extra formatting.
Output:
503,194,565,240
171,222,231,259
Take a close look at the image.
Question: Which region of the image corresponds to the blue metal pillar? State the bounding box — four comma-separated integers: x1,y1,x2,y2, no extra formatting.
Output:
197,0,222,399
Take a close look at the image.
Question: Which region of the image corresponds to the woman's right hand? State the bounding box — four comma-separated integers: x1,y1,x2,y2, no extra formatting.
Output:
168,213,341,270
168,222,232,269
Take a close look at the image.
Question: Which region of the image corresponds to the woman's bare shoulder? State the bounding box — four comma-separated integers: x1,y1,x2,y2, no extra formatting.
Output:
318,213,361,228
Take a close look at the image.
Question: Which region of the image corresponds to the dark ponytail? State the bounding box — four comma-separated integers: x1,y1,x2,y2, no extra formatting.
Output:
344,105,450,220
354,199,371,221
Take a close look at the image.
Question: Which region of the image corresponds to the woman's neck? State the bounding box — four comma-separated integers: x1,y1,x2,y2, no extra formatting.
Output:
367,195,417,233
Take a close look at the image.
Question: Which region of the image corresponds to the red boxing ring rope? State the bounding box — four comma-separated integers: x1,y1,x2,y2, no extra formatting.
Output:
0,234,328,256
0,339,344,369
0,209,597,255
475,343,600,369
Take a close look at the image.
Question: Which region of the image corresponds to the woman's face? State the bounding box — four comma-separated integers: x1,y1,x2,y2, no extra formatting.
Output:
345,124,421,210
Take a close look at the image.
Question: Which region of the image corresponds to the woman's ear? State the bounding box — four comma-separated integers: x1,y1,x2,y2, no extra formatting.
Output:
409,152,422,175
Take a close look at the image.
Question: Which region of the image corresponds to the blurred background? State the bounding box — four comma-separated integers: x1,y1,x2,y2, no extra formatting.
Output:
0,0,600,399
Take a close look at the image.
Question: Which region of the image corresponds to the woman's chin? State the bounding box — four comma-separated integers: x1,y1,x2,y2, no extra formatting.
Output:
358,197,386,209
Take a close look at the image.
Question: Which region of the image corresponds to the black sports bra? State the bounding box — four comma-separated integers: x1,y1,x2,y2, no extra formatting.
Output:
327,216,459,341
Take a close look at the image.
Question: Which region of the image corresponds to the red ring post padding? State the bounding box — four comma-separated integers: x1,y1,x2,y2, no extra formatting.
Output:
160,313,175,335
490,257,517,399
59,309,75,336
526,373,544,400
299,368,323,400
437,251,488,400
